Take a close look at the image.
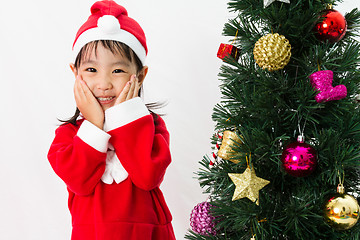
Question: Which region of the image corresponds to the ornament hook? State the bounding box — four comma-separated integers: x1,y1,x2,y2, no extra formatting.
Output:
246,153,251,168
297,114,307,142
337,170,345,194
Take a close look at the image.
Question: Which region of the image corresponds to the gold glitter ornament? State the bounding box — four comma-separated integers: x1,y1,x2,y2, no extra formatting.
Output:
253,33,291,71
228,167,270,205
218,130,243,163
323,184,359,230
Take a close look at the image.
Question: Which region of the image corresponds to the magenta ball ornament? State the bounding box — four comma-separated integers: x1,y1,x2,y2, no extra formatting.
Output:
281,136,317,177
190,201,216,236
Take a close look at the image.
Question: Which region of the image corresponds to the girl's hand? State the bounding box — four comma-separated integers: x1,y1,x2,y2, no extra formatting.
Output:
74,75,104,129
115,74,140,105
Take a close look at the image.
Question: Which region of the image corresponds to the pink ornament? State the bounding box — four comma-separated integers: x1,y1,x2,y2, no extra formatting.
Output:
309,70,347,103
281,135,317,177
190,201,216,236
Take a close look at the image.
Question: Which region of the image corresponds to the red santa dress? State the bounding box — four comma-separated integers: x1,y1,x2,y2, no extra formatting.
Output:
48,97,175,240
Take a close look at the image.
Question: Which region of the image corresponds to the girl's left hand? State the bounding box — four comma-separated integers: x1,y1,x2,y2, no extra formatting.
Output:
114,74,140,105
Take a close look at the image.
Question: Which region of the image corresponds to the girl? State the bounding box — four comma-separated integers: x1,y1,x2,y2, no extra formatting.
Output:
47,1,175,239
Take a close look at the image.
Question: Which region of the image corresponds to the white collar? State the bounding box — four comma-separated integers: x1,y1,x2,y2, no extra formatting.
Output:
101,143,129,184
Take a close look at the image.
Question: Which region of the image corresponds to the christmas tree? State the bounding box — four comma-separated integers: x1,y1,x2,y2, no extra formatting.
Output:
186,0,360,239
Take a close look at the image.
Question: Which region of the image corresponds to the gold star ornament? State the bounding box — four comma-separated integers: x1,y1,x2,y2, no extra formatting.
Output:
228,167,270,205
264,0,290,8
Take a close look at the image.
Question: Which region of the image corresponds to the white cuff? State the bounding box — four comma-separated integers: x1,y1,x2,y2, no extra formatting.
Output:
77,120,111,153
103,97,150,132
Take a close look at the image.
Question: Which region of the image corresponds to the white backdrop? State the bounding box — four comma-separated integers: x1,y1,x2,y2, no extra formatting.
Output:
0,1,357,239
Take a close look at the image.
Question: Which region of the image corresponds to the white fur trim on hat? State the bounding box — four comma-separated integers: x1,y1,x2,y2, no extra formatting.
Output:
72,15,146,65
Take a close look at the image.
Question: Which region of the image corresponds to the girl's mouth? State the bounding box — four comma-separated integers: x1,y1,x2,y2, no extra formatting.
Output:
97,96,115,104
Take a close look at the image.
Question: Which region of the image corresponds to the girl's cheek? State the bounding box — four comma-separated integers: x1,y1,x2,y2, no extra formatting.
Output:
80,73,95,85
87,83,96,92
82,78,95,90
114,78,129,90
81,71,94,79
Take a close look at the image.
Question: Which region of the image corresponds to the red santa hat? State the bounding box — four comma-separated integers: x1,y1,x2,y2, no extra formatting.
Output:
72,0,147,64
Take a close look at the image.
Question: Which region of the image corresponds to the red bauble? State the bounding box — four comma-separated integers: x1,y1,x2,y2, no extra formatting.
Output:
281,136,317,177
314,9,347,43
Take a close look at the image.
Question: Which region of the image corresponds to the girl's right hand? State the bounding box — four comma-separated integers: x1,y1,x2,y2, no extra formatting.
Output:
74,75,104,129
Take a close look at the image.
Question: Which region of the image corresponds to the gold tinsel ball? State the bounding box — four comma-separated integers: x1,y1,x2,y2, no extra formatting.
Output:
323,193,360,230
253,33,291,71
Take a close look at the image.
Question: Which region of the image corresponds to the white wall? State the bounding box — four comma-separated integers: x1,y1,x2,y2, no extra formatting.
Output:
0,1,357,239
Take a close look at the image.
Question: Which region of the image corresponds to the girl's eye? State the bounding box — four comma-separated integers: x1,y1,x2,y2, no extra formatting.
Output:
113,69,125,74
86,68,97,72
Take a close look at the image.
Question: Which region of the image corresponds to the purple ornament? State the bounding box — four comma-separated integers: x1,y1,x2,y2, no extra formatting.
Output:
190,201,216,236
309,70,347,103
281,135,317,177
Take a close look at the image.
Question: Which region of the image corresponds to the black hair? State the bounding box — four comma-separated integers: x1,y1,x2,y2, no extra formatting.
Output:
59,40,165,126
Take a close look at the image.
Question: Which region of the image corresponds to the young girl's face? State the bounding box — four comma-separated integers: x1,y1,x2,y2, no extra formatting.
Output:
70,44,145,111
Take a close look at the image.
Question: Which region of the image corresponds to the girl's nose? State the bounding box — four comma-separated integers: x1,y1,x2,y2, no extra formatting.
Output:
96,75,113,91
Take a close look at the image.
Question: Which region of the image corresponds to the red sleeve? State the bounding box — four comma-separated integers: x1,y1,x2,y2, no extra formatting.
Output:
108,115,171,191
47,121,108,196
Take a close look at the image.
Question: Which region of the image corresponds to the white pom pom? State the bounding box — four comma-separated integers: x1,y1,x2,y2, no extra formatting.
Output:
97,15,121,34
